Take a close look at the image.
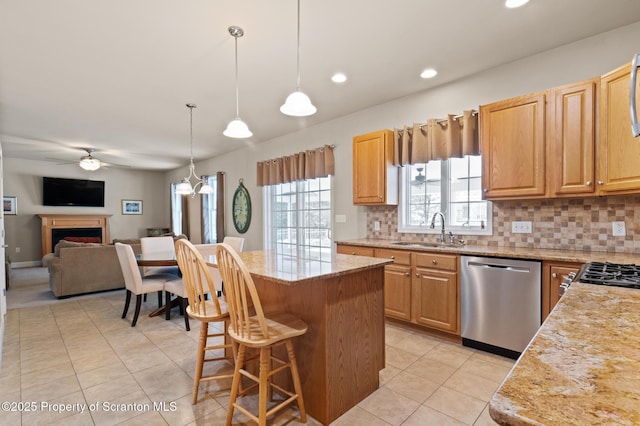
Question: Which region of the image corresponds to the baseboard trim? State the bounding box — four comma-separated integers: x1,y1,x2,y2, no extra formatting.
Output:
11,261,43,268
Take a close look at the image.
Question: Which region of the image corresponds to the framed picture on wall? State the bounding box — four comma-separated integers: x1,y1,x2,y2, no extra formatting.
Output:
121,199,143,215
3,196,17,215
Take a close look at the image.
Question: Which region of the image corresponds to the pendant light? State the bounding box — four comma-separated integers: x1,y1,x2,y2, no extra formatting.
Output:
223,26,252,138
176,104,214,196
280,0,316,117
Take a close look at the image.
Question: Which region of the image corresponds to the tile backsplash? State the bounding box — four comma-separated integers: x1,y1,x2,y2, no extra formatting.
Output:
366,195,640,253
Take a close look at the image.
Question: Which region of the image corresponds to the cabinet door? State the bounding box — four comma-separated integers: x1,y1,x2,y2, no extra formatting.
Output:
480,92,547,199
542,262,581,321
412,267,459,334
598,62,640,194
551,79,597,196
383,264,412,321
352,130,397,205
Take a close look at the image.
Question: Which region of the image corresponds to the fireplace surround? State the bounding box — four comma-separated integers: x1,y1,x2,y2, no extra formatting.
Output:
39,214,111,257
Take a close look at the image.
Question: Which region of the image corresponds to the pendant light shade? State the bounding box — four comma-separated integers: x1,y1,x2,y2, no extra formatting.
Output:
281,0,316,117
224,26,252,139
176,104,214,196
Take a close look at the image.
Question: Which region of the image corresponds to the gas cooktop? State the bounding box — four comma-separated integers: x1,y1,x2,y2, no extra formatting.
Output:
576,262,640,289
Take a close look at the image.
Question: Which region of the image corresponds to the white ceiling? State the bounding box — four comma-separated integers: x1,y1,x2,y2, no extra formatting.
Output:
2,0,640,171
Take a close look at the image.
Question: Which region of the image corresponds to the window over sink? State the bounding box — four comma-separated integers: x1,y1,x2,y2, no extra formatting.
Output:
398,156,492,235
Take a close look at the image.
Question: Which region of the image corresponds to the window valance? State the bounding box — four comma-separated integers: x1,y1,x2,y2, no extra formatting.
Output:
256,144,335,186
393,109,479,166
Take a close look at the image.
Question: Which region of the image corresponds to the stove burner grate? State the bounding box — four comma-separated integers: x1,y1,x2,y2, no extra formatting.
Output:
577,262,640,289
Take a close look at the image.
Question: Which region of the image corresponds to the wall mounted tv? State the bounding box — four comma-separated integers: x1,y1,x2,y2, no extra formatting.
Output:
42,177,105,207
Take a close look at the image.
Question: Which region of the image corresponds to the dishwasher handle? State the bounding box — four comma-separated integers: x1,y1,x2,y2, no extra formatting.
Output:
466,261,531,273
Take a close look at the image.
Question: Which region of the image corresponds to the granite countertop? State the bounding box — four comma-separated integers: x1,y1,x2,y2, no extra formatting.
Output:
212,250,392,285
489,282,640,425
336,238,640,264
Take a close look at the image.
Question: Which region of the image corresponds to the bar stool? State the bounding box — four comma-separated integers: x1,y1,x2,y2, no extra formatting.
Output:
216,243,308,426
174,239,235,404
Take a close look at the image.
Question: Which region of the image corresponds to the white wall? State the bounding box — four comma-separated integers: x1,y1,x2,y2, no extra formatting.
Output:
166,21,640,251
3,158,168,264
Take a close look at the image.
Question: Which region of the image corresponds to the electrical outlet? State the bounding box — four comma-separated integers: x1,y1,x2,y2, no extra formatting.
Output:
335,214,346,223
15,247,20,253
612,221,626,236
374,221,381,231
512,221,532,234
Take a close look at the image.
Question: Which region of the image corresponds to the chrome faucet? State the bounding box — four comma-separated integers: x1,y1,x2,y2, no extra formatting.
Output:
430,211,446,243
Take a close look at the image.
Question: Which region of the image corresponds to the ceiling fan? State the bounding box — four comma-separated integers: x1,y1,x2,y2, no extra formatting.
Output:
46,147,130,171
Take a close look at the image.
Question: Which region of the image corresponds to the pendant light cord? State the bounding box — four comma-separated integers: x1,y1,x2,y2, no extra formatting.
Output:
296,0,301,91
234,35,240,118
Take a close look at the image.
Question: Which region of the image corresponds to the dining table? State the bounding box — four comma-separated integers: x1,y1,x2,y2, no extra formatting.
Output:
205,249,392,425
135,252,180,317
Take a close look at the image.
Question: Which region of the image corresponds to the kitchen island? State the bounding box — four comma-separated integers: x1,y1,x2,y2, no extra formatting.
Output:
489,282,640,425
229,250,392,425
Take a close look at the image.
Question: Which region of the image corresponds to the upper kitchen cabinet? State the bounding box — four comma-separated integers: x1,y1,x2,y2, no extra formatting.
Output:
480,92,548,199
352,129,398,205
550,79,598,197
598,62,640,195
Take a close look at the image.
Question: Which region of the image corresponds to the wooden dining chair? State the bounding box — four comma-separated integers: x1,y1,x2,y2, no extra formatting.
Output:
174,239,235,404
216,243,308,426
115,242,175,327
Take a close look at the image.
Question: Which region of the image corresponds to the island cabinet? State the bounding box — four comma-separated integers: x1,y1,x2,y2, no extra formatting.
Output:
336,244,374,257
352,129,398,205
481,77,599,200
541,260,582,321
598,61,640,195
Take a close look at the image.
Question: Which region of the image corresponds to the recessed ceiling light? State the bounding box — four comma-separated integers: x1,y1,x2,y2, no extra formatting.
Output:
420,68,437,79
331,73,347,83
505,0,529,8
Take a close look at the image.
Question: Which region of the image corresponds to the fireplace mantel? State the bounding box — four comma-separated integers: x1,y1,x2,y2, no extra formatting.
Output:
39,214,112,257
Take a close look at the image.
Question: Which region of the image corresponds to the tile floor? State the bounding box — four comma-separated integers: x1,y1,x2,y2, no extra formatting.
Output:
0,290,513,425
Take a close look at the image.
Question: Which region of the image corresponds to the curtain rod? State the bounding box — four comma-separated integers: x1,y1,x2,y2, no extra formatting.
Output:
257,144,335,165
410,110,478,129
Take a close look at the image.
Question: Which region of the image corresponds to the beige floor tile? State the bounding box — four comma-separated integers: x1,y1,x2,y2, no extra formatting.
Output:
474,404,500,425
403,405,467,426
20,390,87,426
442,369,501,402
156,393,223,425
69,349,123,374
458,357,514,384
76,360,131,389
385,345,420,370
117,344,173,373
469,351,516,369
116,410,169,425
384,370,440,403
82,373,143,404
331,405,391,425
404,357,457,386
391,334,440,357
378,363,402,386
132,360,193,402
20,361,76,390
383,323,418,347
89,389,153,426
424,386,487,425
421,344,474,369
357,386,420,425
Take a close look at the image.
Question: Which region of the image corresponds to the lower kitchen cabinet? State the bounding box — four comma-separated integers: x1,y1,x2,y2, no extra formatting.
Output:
413,253,460,334
542,261,582,321
376,249,412,321
336,244,374,257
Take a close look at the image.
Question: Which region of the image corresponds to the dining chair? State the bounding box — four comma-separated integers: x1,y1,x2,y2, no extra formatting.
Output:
194,239,244,296
140,236,180,276
216,243,307,426
115,242,177,327
175,239,236,404
164,278,190,331
222,236,245,253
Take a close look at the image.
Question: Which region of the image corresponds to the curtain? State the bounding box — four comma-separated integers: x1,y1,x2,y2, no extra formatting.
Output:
393,109,479,165
256,144,335,186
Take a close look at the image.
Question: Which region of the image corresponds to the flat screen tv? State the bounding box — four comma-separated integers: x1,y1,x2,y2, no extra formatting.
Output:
43,177,105,207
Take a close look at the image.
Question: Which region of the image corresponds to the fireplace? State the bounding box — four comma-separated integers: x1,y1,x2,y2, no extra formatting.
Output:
39,214,111,257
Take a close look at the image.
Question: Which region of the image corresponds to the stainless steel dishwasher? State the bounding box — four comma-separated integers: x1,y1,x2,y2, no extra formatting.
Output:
461,255,541,359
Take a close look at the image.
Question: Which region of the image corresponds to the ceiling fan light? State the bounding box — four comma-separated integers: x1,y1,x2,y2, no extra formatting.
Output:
175,180,193,195
280,91,317,117
79,157,101,171
223,118,253,138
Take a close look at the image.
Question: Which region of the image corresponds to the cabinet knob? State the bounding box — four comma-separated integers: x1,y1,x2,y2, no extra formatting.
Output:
351,252,356,255
483,188,488,193
404,272,410,277
552,273,557,278
585,181,591,186
597,180,604,185
390,256,395,259
432,259,438,265
379,195,383,199
416,273,420,278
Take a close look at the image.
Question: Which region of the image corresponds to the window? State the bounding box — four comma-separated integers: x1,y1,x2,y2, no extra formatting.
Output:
263,176,333,260
201,175,218,243
170,183,184,235
398,155,491,235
